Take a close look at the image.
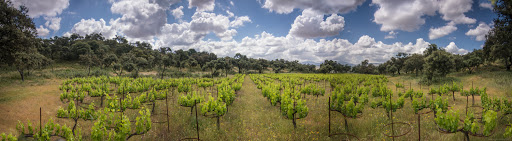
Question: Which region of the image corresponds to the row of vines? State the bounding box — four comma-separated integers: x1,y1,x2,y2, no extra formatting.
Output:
1,74,245,141
249,73,512,140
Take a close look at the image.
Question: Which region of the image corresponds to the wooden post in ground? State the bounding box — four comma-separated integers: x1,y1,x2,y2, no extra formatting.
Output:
40,107,42,136
166,91,170,132
418,114,421,141
195,100,200,140
390,91,394,141
328,97,331,136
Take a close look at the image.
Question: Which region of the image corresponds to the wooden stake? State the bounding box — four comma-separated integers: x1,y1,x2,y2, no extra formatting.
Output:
166,91,170,132
418,114,421,141
195,100,200,140
40,107,42,136
328,97,331,136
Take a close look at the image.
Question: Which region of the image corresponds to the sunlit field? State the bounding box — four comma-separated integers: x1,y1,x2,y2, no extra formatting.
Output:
1,71,511,141
2,0,512,140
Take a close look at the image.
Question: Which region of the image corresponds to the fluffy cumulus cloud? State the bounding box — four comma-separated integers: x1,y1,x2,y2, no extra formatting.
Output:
36,25,50,37
438,0,475,24
444,42,468,54
190,12,230,36
466,22,492,41
12,0,69,35
230,16,252,28
156,22,200,46
188,0,215,11
11,0,69,18
428,22,457,40
373,0,475,32
156,11,252,46
172,6,184,19
110,0,178,39
66,18,117,39
262,0,365,14
44,17,61,31
372,0,437,32
289,9,345,38
480,3,493,10
166,32,430,64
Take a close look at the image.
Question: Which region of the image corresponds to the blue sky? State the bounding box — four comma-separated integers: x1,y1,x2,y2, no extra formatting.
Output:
14,0,497,65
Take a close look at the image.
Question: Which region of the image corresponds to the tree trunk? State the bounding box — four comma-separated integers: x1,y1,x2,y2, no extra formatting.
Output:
18,69,24,81
452,91,455,101
507,56,512,71
472,95,475,106
464,132,470,141
217,116,220,130
161,65,166,79
344,117,348,131
101,95,104,107
152,100,156,114
292,114,296,129
88,65,91,76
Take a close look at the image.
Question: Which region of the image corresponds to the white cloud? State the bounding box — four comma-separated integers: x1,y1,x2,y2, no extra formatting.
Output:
373,0,437,32
373,0,475,32
110,0,177,39
428,22,457,40
466,22,492,41
384,31,397,39
44,17,61,31
190,12,231,37
226,10,234,17
216,29,237,41
157,11,249,46
444,42,468,54
480,3,493,10
11,0,69,18
230,1,234,6
230,16,252,28
289,9,345,38
158,32,430,65
189,0,215,11
36,25,50,37
438,0,475,24
67,18,116,39
172,6,184,19
355,35,376,48
157,22,202,46
262,0,365,14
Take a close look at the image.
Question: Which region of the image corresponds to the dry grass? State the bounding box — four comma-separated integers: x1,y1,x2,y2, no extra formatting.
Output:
0,79,66,134
0,72,511,140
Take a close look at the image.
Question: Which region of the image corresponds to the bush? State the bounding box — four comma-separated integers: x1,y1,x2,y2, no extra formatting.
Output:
419,75,460,86
53,68,111,78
